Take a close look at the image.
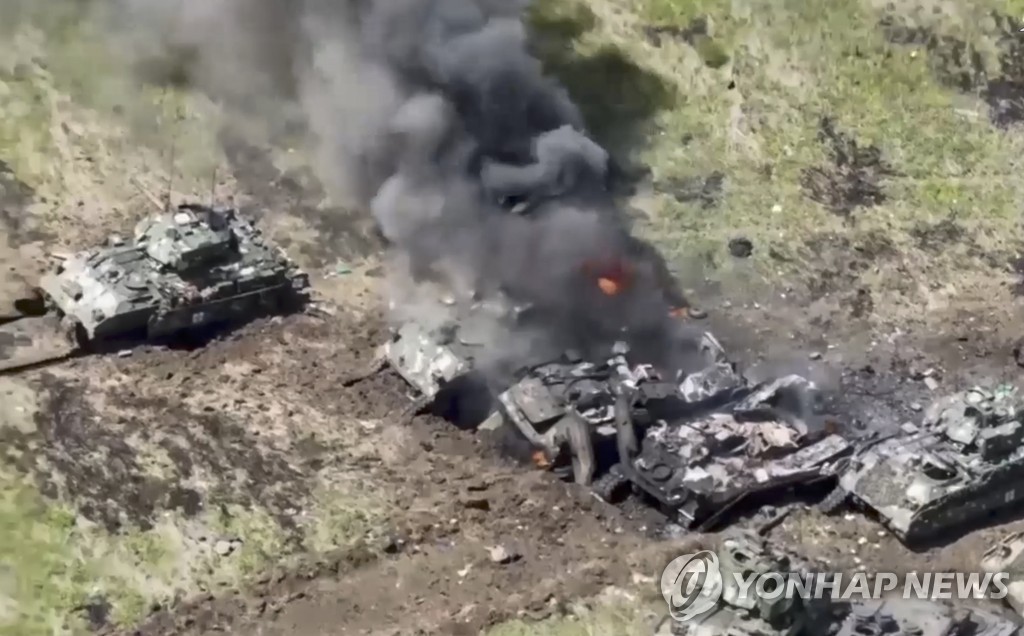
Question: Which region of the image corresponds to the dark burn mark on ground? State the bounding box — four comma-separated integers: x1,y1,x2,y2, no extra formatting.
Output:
799,231,896,319
878,16,987,94
0,159,51,245
641,16,730,69
985,14,1024,127
0,375,310,534
800,117,895,217
879,12,1024,127
219,131,380,268
659,171,724,208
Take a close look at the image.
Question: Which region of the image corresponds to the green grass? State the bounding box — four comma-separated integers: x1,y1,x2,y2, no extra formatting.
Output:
529,0,1024,328
0,479,179,634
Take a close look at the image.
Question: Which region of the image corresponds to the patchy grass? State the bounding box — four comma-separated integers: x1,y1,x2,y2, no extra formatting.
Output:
0,5,225,246
532,0,1024,335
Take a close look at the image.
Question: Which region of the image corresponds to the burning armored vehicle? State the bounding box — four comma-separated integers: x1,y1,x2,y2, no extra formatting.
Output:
381,305,724,484
0,203,309,371
383,305,853,529
822,385,1024,545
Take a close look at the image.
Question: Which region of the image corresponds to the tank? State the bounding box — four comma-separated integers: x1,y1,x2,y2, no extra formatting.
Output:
833,599,1020,636
37,203,308,342
981,531,1024,619
828,385,1024,545
618,365,852,531
655,532,833,635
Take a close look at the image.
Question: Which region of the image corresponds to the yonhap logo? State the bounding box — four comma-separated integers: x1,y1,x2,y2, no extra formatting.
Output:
661,550,724,622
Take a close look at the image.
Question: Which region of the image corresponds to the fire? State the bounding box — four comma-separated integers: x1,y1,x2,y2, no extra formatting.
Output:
669,307,688,318
584,257,634,297
531,449,551,469
597,277,621,295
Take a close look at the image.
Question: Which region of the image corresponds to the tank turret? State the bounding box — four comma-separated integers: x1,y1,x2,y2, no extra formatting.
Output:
37,203,308,342
135,205,237,270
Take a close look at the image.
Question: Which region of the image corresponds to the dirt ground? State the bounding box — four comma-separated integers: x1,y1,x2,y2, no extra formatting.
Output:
7,0,1024,635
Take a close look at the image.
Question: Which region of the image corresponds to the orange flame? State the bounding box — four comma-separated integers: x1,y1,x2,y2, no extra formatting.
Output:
597,277,621,296
584,257,634,297
531,450,551,469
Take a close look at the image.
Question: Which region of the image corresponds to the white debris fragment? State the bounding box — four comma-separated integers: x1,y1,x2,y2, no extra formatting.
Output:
771,204,782,213
632,572,655,586
488,545,518,564
117,349,132,357
924,377,940,391
857,537,868,545
457,564,473,578
214,540,234,556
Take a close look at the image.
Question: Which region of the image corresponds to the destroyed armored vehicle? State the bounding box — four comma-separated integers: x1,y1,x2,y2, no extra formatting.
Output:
832,599,1020,636
41,203,309,343
656,532,834,635
982,531,1024,619
0,204,308,372
482,331,739,487
824,385,1024,545
612,359,852,530
383,318,644,484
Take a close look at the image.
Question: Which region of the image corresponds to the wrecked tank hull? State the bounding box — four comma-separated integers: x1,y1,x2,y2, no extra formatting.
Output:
621,371,851,530
832,385,1024,545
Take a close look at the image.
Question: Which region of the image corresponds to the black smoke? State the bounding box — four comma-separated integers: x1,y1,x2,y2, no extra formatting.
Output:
102,0,700,371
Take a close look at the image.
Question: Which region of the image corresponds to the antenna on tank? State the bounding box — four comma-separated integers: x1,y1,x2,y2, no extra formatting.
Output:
164,129,177,213
208,165,217,207
162,90,183,214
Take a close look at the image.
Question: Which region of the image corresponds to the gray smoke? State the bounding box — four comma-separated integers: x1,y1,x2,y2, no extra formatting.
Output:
97,0,699,371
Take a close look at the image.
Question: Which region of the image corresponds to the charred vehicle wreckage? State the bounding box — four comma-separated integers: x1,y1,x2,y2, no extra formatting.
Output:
656,531,1022,635
0,202,309,373
381,302,1024,547
381,306,858,531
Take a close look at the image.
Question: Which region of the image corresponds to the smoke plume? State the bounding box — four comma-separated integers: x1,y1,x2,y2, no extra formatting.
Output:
98,0,699,372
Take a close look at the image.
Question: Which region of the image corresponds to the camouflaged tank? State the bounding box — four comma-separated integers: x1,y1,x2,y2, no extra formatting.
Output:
827,385,1024,545
619,365,852,531
833,599,1020,636
655,532,833,635
37,203,309,343
981,531,1024,620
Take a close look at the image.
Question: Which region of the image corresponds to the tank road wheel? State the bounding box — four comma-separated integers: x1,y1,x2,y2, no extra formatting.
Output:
591,469,629,504
817,486,848,515
12,287,47,317
58,316,86,348
558,413,595,487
